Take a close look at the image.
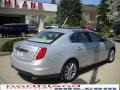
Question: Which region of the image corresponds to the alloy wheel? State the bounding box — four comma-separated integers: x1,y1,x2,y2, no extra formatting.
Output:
61,60,78,82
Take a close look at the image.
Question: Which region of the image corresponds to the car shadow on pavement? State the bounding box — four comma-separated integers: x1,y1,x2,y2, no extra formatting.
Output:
72,67,100,84
18,61,107,84
72,61,107,84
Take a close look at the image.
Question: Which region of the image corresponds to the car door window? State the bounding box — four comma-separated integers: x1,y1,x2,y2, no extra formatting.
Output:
88,32,102,42
71,32,90,43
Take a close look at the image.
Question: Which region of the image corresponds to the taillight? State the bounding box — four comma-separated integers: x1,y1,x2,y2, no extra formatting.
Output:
36,48,47,60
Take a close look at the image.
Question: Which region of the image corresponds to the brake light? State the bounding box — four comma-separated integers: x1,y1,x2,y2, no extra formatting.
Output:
36,48,47,60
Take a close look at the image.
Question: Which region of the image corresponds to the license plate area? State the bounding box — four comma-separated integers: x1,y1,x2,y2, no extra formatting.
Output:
16,51,23,57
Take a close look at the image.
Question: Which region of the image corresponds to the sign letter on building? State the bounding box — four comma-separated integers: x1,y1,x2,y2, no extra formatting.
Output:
38,3,42,10
14,0,19,8
31,2,36,9
22,1,28,9
4,0,10,7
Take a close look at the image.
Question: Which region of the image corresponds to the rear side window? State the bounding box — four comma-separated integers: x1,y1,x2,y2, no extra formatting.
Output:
28,31,64,44
71,32,90,43
88,32,102,42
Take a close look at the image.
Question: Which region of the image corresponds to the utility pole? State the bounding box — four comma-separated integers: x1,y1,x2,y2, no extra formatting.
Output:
62,17,69,28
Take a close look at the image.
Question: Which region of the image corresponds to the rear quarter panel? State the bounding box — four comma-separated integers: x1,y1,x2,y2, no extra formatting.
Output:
44,32,79,73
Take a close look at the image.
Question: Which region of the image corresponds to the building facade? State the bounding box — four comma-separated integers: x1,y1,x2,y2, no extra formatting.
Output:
82,5,97,27
0,0,57,31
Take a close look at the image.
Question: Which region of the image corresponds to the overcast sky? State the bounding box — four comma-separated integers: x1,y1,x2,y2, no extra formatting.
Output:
34,0,100,5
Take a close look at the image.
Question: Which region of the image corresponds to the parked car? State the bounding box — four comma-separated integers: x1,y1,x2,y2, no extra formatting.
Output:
11,28,116,82
45,24,58,29
51,24,58,28
44,26,53,29
0,23,38,37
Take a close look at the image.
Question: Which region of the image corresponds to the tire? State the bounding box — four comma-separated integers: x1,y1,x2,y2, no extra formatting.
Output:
21,32,26,37
60,60,78,82
107,48,115,63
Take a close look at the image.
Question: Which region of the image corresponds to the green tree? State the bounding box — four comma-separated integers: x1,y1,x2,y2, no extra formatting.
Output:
97,0,113,37
58,0,82,27
97,0,111,26
106,0,120,22
44,16,56,26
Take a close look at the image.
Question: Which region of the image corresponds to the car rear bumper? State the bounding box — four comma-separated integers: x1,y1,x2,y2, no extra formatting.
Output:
11,53,60,76
11,65,60,78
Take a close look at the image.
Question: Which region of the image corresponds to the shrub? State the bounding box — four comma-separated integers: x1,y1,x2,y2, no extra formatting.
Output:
1,38,25,52
98,24,112,38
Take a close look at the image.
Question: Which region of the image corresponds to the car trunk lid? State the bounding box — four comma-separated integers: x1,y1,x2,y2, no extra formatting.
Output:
13,40,50,62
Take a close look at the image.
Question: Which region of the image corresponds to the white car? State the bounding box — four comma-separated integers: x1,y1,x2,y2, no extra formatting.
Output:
11,28,116,82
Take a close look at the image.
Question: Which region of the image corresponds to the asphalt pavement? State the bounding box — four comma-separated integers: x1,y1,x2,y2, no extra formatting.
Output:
0,42,120,84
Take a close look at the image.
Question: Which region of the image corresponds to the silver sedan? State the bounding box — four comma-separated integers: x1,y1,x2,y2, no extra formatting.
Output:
11,29,115,82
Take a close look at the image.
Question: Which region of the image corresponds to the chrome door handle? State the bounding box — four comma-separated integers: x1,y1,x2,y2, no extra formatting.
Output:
76,47,82,50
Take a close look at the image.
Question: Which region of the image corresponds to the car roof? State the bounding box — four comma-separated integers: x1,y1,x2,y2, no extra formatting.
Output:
46,28,95,34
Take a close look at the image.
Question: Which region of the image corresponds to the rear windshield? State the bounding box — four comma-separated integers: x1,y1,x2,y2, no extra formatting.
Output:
27,31,64,44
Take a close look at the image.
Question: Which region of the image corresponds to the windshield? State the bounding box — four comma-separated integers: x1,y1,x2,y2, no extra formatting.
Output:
28,31,64,44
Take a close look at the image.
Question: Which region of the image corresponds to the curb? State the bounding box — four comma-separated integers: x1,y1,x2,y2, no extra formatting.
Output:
0,52,11,56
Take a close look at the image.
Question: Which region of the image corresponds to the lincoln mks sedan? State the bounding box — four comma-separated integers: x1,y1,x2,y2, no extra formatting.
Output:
11,29,115,82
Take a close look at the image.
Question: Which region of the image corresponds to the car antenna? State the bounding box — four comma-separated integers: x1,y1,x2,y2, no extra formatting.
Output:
61,17,69,28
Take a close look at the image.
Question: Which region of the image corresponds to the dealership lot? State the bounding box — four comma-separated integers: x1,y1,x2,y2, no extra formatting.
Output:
0,41,120,84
